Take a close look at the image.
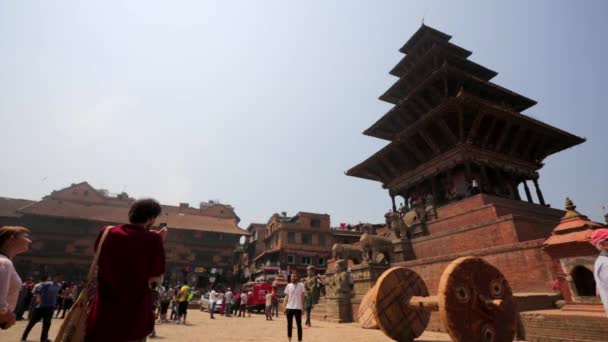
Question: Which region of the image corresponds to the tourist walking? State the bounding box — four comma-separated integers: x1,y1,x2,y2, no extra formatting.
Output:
304,289,313,327
209,288,218,319
271,287,279,317
224,288,233,317
265,290,273,320
0,225,31,330
57,283,76,319
150,282,160,337
284,273,305,342
13,280,32,321
170,296,178,322
159,290,170,323
177,282,190,324
238,291,249,317
218,291,225,315
592,228,608,315
84,198,167,342
21,273,63,342
232,291,241,316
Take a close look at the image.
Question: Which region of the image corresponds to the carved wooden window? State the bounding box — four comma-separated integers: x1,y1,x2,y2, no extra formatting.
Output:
287,232,296,243
301,233,312,245
301,256,312,265
287,255,295,264
318,257,326,266
310,219,321,228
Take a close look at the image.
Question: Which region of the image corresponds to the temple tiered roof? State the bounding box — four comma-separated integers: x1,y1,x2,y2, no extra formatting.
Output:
348,25,585,207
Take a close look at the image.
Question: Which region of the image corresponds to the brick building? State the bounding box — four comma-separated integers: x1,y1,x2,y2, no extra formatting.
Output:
245,212,331,278
0,182,247,289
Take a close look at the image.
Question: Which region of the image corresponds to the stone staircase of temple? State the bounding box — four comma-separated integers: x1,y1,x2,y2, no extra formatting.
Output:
519,310,608,342
310,298,340,323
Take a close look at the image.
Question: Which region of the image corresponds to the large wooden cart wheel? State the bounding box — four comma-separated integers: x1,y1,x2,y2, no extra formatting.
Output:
372,267,431,342
358,286,378,329
438,256,517,342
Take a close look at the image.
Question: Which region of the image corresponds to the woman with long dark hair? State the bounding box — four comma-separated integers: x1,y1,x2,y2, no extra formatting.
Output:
0,226,31,330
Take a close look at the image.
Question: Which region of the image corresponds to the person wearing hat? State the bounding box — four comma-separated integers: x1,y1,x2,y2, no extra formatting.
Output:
591,228,608,315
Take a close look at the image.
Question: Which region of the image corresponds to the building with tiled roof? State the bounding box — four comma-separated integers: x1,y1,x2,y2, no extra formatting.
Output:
0,182,247,288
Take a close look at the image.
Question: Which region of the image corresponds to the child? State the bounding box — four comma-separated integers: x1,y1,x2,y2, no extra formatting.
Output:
265,290,273,320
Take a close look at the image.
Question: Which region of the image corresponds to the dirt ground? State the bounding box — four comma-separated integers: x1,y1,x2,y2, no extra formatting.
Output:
4,309,452,341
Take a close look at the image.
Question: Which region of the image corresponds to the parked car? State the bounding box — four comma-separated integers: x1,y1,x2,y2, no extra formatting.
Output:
199,292,222,312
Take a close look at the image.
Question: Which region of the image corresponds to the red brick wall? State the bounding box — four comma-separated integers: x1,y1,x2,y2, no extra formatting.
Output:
412,218,519,258
397,240,555,294
427,205,498,235
512,216,556,241
435,194,486,218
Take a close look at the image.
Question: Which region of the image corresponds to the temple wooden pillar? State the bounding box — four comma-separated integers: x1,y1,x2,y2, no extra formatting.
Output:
465,161,472,182
532,178,546,206
431,176,439,202
522,180,533,203
480,164,490,194
389,190,397,212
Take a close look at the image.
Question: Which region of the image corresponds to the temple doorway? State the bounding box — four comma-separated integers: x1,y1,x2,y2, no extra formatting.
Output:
571,266,596,296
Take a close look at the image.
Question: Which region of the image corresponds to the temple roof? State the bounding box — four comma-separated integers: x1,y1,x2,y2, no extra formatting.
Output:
13,182,246,236
399,24,452,54
391,39,472,77
380,44,498,104
544,198,605,248
368,65,537,140
348,92,585,187
0,197,36,218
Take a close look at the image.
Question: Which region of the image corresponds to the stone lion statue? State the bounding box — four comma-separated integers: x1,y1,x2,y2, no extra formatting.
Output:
360,233,393,264
331,243,363,264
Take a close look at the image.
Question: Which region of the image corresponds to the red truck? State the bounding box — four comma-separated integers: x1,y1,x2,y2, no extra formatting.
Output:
241,282,273,313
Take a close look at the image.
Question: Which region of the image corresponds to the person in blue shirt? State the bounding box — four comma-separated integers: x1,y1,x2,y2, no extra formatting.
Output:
21,273,63,342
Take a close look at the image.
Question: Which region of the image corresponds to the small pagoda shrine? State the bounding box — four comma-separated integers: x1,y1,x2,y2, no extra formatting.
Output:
544,198,607,312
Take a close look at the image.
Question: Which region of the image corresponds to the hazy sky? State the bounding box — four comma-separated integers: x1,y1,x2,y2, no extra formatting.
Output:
1,1,607,228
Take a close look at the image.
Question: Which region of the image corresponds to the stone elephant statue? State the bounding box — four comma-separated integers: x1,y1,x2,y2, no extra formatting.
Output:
359,233,393,264
385,211,410,240
331,243,363,264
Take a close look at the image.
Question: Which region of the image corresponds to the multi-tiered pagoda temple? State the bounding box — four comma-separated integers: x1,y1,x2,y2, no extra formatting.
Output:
347,25,586,329
348,25,584,210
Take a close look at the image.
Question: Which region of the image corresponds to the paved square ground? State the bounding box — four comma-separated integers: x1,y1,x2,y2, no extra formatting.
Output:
4,309,451,341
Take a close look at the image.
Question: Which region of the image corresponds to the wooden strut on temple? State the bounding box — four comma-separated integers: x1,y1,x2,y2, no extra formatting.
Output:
357,257,517,342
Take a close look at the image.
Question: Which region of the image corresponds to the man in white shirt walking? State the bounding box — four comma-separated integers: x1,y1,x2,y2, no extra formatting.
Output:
209,289,218,319
283,273,305,342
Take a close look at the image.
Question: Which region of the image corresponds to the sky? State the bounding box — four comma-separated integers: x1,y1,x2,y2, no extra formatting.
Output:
1,1,607,228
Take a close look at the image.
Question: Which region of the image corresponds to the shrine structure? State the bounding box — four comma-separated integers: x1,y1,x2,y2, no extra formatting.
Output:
346,24,586,330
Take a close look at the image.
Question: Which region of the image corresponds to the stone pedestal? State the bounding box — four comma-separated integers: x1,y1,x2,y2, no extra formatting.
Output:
351,262,389,297
326,295,353,323
391,239,416,262
350,263,389,321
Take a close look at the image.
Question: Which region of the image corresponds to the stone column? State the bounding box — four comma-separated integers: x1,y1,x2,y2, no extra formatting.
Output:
522,180,533,203
532,178,546,206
